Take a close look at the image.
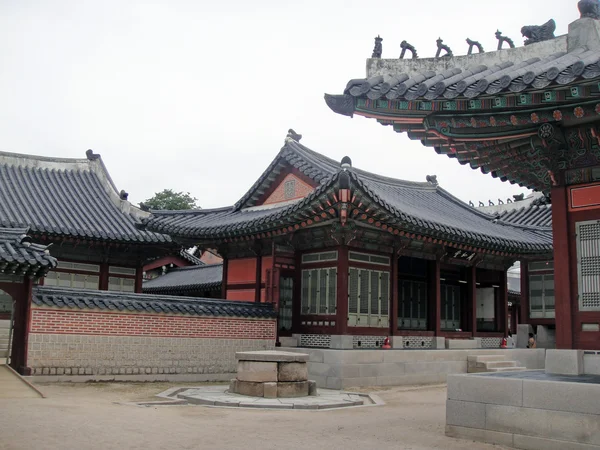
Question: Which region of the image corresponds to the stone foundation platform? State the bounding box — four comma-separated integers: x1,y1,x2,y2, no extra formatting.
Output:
229,351,317,399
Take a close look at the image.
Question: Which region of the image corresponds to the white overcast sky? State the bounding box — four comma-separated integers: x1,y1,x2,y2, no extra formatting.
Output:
0,0,576,208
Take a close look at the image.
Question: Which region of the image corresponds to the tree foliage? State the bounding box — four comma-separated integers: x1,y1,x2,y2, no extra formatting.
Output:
143,189,198,211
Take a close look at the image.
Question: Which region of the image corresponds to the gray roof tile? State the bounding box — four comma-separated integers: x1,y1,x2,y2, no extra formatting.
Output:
143,264,222,295
0,227,57,276
33,286,275,319
145,140,553,254
0,151,171,244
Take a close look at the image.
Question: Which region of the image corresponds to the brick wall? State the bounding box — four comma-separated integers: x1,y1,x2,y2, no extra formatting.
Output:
27,307,276,378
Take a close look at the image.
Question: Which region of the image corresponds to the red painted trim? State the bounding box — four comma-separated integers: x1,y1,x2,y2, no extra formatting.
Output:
336,246,349,336
135,267,143,294
99,263,109,291
143,256,193,272
391,252,399,335
255,167,319,206
468,266,477,333
429,260,441,336
439,331,473,339
552,185,574,349
221,258,228,299
520,262,530,324
255,254,262,304
394,330,435,337
344,327,389,336
569,183,600,211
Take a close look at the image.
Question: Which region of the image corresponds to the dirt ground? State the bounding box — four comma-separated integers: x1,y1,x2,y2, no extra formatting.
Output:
0,382,506,450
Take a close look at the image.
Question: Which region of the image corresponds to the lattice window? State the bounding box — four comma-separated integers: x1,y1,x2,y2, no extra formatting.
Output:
302,251,338,264
300,268,337,315
577,221,600,311
348,268,390,328
441,284,462,331
398,280,427,330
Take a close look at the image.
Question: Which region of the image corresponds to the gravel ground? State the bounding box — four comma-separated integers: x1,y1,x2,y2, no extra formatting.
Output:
0,383,506,450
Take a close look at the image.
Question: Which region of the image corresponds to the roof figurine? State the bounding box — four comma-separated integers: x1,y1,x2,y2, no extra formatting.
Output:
495,30,515,49
521,19,556,45
466,38,484,55
579,0,600,19
286,129,303,142
400,40,418,59
435,38,453,58
372,35,383,58
426,175,439,186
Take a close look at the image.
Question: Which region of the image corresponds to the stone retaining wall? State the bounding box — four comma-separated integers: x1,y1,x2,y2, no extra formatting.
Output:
27,307,276,379
446,373,600,449
283,348,546,389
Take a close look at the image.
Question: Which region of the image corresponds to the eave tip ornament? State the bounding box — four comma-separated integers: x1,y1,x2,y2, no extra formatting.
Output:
324,93,355,117
579,0,600,19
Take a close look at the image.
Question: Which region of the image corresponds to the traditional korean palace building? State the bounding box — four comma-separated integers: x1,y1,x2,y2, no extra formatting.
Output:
325,1,600,349
145,137,552,349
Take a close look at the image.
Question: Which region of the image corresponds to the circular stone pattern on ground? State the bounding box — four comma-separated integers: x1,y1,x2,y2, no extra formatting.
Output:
157,386,379,410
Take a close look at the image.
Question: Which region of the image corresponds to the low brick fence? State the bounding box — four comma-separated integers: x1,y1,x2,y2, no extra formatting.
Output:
26,287,276,380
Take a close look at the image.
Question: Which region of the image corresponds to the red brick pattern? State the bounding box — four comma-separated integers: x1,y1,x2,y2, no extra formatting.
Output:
30,308,276,340
263,174,314,205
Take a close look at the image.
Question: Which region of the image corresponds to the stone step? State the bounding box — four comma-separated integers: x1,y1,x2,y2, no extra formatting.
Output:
482,361,518,369
0,350,7,358
0,329,10,338
279,336,299,348
468,355,506,363
487,366,526,372
0,321,10,329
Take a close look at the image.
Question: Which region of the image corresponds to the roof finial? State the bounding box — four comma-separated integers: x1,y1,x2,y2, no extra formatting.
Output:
466,38,484,55
579,0,600,19
372,35,383,58
426,175,438,186
400,40,418,59
521,19,556,45
85,149,101,161
341,156,352,169
286,129,302,143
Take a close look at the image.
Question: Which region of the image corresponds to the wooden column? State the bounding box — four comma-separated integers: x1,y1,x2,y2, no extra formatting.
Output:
9,278,33,375
99,262,109,291
468,265,478,334
291,252,302,334
429,259,441,336
501,270,509,336
336,246,349,336
390,252,399,336
134,267,143,293
552,185,574,349
520,261,529,326
221,258,229,300
255,254,262,303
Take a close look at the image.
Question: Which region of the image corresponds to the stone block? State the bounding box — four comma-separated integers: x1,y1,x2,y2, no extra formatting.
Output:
237,361,278,383
546,350,584,375
447,374,523,406
308,380,318,396
446,400,486,429
278,362,308,382
323,350,384,365
431,337,446,349
277,381,309,398
445,425,514,448
263,382,278,399
329,335,353,350
278,337,298,348
446,339,480,349
236,351,308,363
536,325,556,349
523,379,600,415
584,354,600,375
513,434,600,450
486,404,600,446
233,380,265,397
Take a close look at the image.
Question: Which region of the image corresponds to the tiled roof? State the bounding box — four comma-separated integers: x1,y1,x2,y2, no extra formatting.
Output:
33,286,276,319
334,47,600,103
143,264,222,295
497,203,553,229
0,227,57,277
178,249,205,266
0,151,171,244
146,139,553,254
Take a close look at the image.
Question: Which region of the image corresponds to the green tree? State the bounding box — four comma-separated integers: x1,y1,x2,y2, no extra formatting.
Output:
143,189,198,211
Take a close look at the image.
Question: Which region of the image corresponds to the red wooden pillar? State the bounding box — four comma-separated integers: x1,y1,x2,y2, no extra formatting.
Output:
99,262,109,291
501,270,509,336
255,254,262,303
468,265,477,334
390,251,399,336
221,258,228,299
291,252,302,334
429,259,441,336
336,246,349,336
552,185,574,349
9,278,33,375
520,261,529,326
134,267,143,293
